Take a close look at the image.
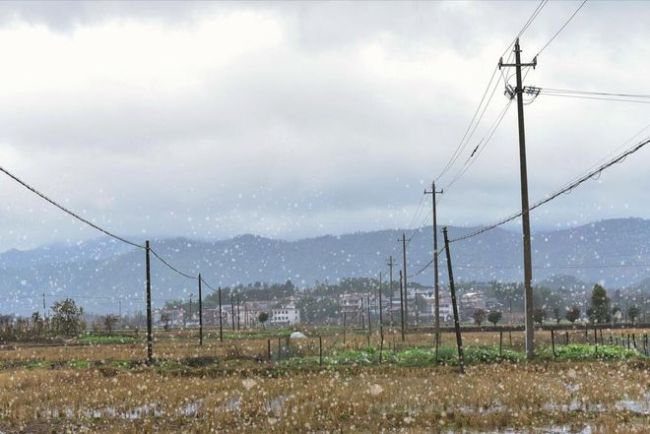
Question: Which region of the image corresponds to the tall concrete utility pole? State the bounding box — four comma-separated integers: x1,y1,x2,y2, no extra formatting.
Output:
387,256,394,327
499,38,537,359
443,227,464,374
218,287,223,342
400,233,408,330
425,182,443,359
378,271,384,355
188,293,193,327
399,269,405,341
378,272,383,335
145,240,153,364
198,274,203,346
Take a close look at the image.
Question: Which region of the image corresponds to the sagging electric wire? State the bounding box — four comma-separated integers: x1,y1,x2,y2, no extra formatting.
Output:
529,86,650,104
0,163,220,291
149,247,197,280
0,165,144,250
436,0,547,184
443,98,514,191
407,245,447,279
535,0,589,58
456,262,650,270
449,135,650,243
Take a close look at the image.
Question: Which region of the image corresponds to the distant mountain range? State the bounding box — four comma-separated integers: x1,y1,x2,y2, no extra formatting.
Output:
1,217,649,315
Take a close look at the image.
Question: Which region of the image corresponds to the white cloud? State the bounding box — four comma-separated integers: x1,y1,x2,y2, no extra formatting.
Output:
0,1,648,249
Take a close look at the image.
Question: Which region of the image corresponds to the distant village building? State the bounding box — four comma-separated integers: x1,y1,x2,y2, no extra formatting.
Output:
154,307,185,328
204,307,231,327
340,293,364,313
432,292,453,323
270,300,301,326
459,291,486,321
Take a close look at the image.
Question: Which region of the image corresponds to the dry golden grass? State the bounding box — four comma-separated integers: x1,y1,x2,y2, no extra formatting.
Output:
0,327,648,432
0,359,648,433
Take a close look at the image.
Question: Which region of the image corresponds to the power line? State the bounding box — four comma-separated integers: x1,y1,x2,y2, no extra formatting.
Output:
439,0,547,180
562,123,650,190
501,0,549,58
434,1,549,185
449,135,650,243
435,66,500,182
407,246,447,279
408,258,434,279
200,276,219,292
0,166,144,250
537,92,650,105
456,263,650,270
417,2,547,243
148,246,221,291
405,194,427,232
535,0,588,57
149,247,197,280
536,87,650,100
42,294,116,300
0,164,223,294
444,99,514,191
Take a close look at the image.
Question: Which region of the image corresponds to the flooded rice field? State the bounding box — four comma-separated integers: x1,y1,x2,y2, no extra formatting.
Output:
0,360,648,433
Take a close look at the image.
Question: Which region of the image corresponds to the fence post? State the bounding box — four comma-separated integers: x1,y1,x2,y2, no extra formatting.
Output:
319,336,323,367
499,331,503,356
599,328,604,345
551,329,556,358
278,337,282,360
565,330,569,345
443,227,464,374
267,339,271,361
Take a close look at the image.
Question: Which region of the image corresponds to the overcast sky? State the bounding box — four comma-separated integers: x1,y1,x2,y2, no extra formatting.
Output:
0,1,648,250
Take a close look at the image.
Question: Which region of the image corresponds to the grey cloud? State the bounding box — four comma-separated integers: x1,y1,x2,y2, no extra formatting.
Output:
0,1,648,250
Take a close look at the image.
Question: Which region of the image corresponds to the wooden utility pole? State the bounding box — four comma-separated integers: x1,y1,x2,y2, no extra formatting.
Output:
244,303,248,330
387,256,394,327
230,293,236,331
145,240,153,364
188,293,193,327
378,271,384,360
425,182,443,359
399,269,405,341
443,227,464,373
198,274,203,346
400,233,409,330
236,294,241,331
499,38,537,360
218,287,224,342
367,294,372,336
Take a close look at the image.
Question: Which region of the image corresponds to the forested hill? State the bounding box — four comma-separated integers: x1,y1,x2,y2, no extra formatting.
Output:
1,218,649,314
